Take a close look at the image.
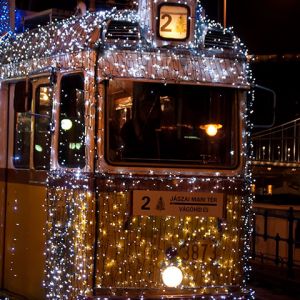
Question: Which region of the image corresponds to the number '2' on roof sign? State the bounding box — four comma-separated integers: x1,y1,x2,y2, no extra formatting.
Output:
158,4,190,40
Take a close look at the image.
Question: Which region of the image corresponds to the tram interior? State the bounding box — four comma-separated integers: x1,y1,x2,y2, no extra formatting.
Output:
107,80,238,168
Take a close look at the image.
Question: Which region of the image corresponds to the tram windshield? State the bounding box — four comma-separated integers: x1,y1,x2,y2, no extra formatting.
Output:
107,80,238,168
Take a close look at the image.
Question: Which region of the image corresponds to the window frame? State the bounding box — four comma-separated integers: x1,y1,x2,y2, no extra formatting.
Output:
13,80,32,169
33,84,53,170
104,79,241,171
57,72,86,169
13,77,52,170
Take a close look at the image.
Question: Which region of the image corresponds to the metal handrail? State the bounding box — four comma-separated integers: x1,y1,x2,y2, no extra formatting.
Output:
253,118,300,138
252,206,300,278
252,118,300,163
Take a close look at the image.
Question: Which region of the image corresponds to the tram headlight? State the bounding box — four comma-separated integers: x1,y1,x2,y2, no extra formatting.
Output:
162,265,183,287
200,123,222,137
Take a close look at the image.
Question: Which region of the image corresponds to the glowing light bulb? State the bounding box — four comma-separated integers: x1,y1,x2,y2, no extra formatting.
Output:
200,124,222,137
162,266,183,287
35,144,43,152
61,118,73,130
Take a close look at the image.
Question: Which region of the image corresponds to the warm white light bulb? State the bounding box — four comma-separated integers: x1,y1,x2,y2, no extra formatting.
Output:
162,266,183,287
206,124,218,136
61,118,73,130
200,124,222,137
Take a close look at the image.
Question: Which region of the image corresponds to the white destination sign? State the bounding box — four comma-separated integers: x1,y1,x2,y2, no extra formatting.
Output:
132,191,224,217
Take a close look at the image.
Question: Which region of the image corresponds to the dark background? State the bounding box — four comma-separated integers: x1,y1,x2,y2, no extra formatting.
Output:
203,0,300,125
15,0,300,125
203,0,300,54
16,0,300,54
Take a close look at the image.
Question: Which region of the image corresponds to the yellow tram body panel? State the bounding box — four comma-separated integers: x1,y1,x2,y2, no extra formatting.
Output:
3,182,46,300
0,179,5,287
95,191,244,297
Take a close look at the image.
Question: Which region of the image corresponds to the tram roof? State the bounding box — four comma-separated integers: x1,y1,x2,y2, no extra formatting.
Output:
0,10,113,65
0,7,248,83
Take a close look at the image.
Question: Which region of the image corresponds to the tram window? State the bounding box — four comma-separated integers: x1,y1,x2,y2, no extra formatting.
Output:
58,73,85,168
106,80,238,168
34,85,52,169
13,80,33,168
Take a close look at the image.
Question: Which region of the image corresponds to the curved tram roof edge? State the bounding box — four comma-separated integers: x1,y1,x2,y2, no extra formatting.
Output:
0,8,250,88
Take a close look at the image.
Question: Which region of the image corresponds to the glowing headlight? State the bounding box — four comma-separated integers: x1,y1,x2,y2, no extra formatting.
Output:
162,266,183,287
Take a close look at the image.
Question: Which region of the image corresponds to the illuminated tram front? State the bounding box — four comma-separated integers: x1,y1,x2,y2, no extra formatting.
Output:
0,0,253,299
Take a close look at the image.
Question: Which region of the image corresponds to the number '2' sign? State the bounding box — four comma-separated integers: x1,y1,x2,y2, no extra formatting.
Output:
158,4,189,40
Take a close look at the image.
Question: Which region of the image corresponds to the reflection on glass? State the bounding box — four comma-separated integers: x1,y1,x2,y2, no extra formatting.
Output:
34,85,52,169
107,80,238,168
61,118,73,131
35,144,43,152
13,80,32,168
58,73,85,168
14,112,31,168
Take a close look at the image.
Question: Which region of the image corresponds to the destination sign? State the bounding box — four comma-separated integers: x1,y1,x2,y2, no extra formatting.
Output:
132,191,224,217
158,4,189,40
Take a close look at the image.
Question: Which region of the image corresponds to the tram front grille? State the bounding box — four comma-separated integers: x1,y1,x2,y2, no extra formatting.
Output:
204,28,235,49
105,20,140,42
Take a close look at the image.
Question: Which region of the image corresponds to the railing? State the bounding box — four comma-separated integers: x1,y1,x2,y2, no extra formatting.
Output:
252,118,300,164
252,206,300,278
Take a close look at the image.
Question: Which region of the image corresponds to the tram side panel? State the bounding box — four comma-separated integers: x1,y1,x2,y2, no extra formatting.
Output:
0,84,9,288
2,81,47,299
4,182,46,299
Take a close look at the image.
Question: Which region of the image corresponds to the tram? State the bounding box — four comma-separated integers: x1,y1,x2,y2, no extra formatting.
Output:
0,0,253,299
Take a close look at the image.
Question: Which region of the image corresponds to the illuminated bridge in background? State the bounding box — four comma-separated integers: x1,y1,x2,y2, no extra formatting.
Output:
252,118,300,198
252,118,300,167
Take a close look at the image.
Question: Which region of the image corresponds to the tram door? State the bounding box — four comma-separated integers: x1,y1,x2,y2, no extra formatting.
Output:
2,77,52,299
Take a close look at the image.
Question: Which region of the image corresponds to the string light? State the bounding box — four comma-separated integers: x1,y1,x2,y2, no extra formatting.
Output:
0,0,254,299
0,0,10,35
44,172,95,299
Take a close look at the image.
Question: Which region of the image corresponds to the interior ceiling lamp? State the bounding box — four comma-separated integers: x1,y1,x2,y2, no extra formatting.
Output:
200,123,223,137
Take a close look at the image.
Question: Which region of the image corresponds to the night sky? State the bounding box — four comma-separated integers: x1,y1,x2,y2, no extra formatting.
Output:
202,0,300,125
15,0,300,124
203,0,300,54
16,0,300,54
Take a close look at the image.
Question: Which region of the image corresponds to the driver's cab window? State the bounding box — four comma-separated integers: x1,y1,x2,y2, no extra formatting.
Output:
13,81,32,168
34,85,52,169
107,80,238,168
13,79,52,169
58,73,85,168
